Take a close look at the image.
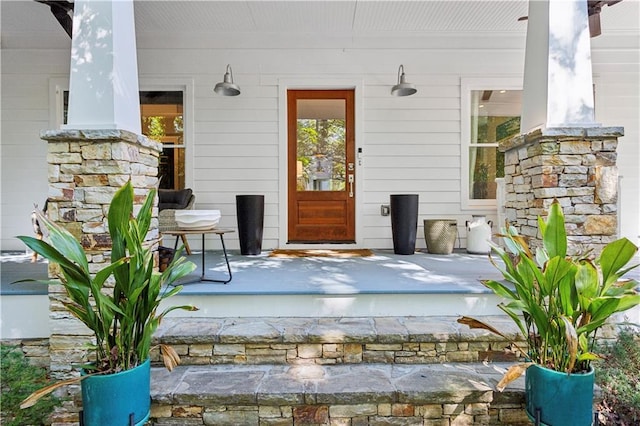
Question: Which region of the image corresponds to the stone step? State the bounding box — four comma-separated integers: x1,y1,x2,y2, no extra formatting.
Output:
152,316,525,368
149,362,531,425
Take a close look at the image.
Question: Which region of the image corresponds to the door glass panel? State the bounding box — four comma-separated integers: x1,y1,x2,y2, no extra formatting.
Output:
296,99,346,191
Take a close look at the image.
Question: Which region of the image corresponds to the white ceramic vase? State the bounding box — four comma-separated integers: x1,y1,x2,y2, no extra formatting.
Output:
466,215,492,254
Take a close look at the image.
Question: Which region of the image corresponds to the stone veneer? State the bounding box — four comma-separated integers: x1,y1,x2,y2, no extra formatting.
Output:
499,127,623,254
40,129,161,421
150,400,531,425
151,317,529,368
153,339,521,366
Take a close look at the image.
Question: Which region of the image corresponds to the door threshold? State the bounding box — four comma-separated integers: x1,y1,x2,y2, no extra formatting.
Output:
287,241,357,245
283,242,359,250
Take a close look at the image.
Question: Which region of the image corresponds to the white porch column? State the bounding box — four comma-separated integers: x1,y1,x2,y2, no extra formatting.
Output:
501,0,623,255
520,0,597,132
65,0,141,134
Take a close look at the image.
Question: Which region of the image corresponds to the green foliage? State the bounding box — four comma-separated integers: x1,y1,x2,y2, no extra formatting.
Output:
596,328,640,423
460,201,639,386
496,151,505,178
1,345,59,425
474,163,489,182
144,116,166,142
17,181,197,375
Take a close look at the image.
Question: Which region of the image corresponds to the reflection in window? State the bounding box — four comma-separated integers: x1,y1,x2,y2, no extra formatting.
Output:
140,91,185,190
296,99,346,192
469,90,522,200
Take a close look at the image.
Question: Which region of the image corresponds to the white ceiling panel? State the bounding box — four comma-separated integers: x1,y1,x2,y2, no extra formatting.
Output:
353,1,528,32
246,1,357,33
1,0,637,50
135,1,257,33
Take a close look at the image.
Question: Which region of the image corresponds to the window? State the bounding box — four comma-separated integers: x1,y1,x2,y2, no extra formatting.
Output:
140,91,185,190
62,91,186,190
461,79,522,208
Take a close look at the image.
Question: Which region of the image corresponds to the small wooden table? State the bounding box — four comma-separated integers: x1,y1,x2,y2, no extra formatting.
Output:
163,228,234,284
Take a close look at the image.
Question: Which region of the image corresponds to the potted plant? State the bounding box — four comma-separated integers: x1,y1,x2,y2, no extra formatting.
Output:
459,200,639,425
17,181,197,426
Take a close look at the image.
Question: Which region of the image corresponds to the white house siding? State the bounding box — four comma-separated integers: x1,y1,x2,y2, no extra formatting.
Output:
1,50,70,251
1,32,638,252
591,40,640,247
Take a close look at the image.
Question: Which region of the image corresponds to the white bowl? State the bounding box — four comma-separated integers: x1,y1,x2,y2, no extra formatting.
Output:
175,210,221,230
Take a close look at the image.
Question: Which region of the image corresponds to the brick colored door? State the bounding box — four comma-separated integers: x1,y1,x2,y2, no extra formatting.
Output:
287,89,356,243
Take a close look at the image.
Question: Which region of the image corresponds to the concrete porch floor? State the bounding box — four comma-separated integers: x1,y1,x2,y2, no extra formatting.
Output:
174,249,503,296
1,249,509,337
3,248,638,335
1,249,503,297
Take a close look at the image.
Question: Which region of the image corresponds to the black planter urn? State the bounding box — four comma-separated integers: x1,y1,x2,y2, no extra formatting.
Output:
236,195,265,255
390,194,419,255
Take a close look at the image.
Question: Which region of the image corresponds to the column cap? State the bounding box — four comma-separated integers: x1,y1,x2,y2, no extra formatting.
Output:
40,129,162,152
500,126,624,151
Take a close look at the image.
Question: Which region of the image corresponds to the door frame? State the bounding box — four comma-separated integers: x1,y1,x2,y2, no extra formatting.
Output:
278,78,365,249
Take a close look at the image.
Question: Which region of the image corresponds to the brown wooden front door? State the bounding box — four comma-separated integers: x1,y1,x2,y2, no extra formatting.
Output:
287,89,356,243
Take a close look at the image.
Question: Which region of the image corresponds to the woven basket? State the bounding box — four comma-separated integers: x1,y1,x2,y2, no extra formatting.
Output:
423,219,457,254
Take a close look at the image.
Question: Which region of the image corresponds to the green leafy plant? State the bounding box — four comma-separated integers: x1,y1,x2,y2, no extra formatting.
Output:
1,344,60,425
459,200,639,389
17,181,197,407
475,162,489,183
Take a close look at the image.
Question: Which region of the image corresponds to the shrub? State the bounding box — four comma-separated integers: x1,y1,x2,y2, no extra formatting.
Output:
0,344,59,426
596,327,640,425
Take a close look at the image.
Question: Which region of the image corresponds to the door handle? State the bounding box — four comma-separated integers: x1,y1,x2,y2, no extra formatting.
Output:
348,174,354,197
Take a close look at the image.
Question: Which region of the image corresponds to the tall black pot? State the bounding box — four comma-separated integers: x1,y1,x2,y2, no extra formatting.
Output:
390,194,419,255
236,195,264,255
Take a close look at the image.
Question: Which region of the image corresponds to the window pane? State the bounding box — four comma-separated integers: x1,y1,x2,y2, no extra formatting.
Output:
296,99,346,192
469,146,502,200
469,89,522,200
470,90,522,144
140,92,184,190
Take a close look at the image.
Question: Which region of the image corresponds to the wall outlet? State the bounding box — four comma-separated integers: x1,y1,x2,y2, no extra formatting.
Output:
381,205,390,216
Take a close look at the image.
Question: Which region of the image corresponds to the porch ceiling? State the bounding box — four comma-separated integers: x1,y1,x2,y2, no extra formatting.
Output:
2,0,638,50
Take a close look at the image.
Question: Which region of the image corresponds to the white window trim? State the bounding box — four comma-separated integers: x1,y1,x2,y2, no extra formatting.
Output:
49,77,69,129
49,77,195,189
460,77,522,210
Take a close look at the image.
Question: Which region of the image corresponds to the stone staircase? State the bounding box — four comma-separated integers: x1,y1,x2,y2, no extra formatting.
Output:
149,316,533,425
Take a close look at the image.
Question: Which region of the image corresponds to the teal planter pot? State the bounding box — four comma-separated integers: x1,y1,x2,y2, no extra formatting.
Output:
526,364,595,426
81,358,151,426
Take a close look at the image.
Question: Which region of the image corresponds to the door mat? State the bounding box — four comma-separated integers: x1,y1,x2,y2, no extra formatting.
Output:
269,249,374,258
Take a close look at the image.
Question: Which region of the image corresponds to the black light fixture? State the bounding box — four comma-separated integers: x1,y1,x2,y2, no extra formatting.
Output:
391,65,417,97
214,64,241,96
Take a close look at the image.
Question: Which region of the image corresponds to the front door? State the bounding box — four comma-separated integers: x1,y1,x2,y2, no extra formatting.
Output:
287,89,356,243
